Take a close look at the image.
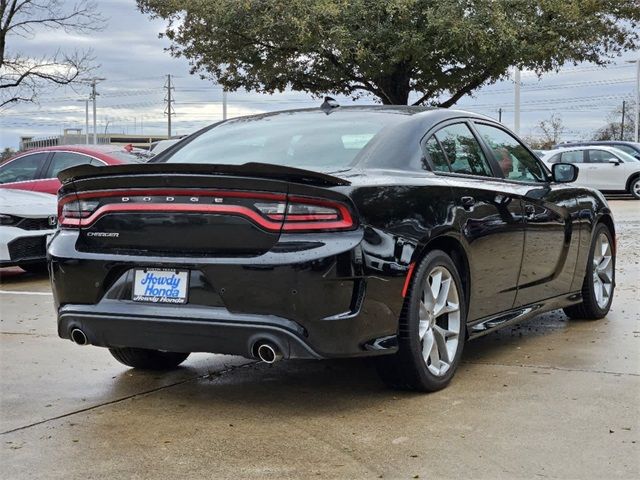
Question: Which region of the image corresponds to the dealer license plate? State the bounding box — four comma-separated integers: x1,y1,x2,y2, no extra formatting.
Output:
132,268,189,304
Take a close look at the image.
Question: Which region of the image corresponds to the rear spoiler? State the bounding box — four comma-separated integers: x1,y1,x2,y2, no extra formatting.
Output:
58,162,350,187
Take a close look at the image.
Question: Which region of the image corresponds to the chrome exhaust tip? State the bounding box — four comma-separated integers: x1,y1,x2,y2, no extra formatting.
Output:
70,328,88,346
256,342,283,364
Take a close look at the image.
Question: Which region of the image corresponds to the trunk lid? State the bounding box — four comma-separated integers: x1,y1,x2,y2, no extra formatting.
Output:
58,163,353,256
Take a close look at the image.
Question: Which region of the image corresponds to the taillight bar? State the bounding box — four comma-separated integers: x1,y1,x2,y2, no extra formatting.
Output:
58,189,356,232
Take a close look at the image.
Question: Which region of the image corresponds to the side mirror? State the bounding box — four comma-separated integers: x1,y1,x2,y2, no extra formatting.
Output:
608,159,621,165
552,163,578,183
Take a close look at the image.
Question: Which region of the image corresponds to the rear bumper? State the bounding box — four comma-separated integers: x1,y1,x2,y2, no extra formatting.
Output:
50,229,407,359
58,303,322,359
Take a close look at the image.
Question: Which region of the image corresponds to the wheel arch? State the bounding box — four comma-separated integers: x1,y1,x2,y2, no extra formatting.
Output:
406,233,472,323
596,212,616,254
625,172,640,193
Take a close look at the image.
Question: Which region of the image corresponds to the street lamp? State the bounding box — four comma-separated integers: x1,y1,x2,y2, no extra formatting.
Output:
75,98,89,144
627,59,639,143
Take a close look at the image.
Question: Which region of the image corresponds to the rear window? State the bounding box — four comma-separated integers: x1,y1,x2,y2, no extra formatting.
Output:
162,111,406,171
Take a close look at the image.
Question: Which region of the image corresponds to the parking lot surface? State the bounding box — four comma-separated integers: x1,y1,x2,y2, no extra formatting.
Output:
1,200,638,479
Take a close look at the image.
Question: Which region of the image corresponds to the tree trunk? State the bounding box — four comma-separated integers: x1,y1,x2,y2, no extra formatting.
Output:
377,65,411,105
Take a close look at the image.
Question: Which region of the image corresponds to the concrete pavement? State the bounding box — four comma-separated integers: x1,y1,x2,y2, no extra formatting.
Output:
1,200,638,479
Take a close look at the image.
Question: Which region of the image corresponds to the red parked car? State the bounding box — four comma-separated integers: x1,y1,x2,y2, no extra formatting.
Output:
0,145,147,195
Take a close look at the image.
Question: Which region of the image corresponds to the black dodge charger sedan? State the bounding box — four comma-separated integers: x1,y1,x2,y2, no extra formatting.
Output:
49,105,615,391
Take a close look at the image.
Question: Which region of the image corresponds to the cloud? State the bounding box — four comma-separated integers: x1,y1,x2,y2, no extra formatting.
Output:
0,1,637,149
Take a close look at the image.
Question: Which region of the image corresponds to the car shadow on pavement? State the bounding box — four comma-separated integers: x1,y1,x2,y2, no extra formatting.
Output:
0,266,49,283
100,307,590,416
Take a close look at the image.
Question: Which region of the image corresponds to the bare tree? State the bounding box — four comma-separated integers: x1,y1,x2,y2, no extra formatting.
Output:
592,103,636,141
0,0,105,109
536,114,565,149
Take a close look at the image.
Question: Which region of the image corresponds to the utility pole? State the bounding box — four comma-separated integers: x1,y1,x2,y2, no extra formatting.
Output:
222,89,228,120
164,74,175,137
621,101,626,141
498,108,502,123
514,68,521,135
630,59,640,142
85,99,89,145
635,58,640,143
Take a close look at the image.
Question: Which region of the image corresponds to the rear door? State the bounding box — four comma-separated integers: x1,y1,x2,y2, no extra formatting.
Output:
583,149,626,190
32,151,102,195
423,121,525,321
472,122,579,305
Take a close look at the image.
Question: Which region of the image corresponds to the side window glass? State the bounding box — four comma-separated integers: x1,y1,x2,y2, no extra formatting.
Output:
433,123,492,177
560,151,584,163
474,123,547,183
0,153,47,184
46,152,93,178
424,137,450,172
588,150,617,163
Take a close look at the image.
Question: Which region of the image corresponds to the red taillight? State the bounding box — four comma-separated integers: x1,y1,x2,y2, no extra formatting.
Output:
279,196,353,231
58,190,355,232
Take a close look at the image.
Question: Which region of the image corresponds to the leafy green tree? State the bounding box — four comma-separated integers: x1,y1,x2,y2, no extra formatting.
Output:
138,0,640,106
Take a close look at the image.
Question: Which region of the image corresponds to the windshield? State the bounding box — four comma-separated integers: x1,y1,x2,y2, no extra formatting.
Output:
162,110,407,171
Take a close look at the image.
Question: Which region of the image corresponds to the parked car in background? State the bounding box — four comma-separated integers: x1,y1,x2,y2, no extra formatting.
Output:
50,105,615,392
149,137,185,156
543,145,640,199
0,145,146,195
554,141,640,160
532,149,550,158
0,189,57,273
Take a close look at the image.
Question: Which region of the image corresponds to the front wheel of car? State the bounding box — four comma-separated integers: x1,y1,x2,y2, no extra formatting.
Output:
109,347,190,370
563,223,615,320
376,250,466,392
629,177,640,200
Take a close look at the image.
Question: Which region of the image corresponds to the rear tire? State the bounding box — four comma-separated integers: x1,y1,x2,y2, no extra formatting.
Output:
563,224,615,320
376,250,466,392
629,177,640,200
109,347,190,370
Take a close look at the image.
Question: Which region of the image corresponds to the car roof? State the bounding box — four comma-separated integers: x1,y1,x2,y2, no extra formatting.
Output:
546,145,625,154
9,144,144,164
223,105,496,124
554,141,640,148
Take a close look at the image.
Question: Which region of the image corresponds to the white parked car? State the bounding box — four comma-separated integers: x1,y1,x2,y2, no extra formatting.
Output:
0,189,57,272
543,146,640,199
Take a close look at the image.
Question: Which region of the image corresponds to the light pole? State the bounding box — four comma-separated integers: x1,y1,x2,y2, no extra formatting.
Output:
631,59,639,143
89,77,106,144
75,98,89,144
514,68,521,135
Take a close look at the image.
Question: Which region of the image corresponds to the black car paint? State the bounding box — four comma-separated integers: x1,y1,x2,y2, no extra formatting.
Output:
48,107,614,360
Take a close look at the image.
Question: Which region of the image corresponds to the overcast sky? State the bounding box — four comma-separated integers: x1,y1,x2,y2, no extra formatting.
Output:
0,0,637,149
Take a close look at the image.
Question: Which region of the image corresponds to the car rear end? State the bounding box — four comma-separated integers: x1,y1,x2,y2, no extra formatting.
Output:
48,163,398,360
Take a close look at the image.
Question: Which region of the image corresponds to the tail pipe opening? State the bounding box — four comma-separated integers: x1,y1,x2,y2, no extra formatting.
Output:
255,341,283,364
70,328,88,346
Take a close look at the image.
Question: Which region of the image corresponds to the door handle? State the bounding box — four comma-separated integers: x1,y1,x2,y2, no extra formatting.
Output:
461,196,475,209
